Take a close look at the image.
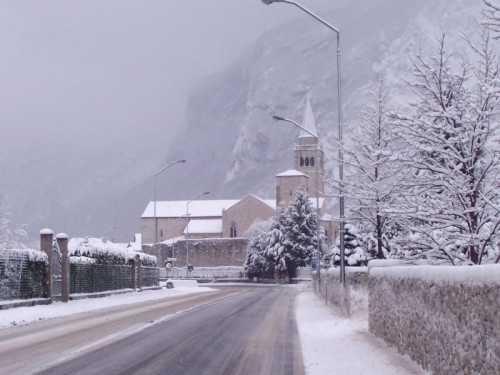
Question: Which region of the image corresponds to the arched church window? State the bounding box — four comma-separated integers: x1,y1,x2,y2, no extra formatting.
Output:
310,157,315,167
300,156,304,167
305,157,310,167
230,224,237,238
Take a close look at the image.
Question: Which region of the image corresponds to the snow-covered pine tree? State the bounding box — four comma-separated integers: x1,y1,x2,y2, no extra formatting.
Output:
264,188,321,280
243,219,273,278
331,80,405,259
286,188,321,269
394,31,500,265
264,206,289,277
331,223,366,266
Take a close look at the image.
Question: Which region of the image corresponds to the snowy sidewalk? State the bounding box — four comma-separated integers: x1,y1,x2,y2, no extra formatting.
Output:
295,286,428,375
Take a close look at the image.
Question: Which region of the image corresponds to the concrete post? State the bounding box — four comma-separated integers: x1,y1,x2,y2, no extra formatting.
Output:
40,229,54,300
129,258,137,290
56,233,69,303
135,254,142,290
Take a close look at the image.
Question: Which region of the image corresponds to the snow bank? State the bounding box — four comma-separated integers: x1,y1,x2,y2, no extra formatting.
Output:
165,279,199,289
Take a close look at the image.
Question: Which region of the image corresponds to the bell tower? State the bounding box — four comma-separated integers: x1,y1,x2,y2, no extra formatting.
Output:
293,98,324,198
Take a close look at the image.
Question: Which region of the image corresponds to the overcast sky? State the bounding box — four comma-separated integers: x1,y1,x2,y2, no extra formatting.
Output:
0,0,334,157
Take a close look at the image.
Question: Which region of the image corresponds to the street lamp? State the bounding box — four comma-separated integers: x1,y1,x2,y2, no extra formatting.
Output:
262,0,345,286
273,115,322,288
185,191,210,278
154,160,186,265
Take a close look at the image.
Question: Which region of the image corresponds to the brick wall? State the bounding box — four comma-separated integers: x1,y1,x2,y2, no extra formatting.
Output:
369,264,500,375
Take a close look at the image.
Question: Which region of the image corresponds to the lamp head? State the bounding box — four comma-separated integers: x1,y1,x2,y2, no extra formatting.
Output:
261,0,278,4
272,115,286,121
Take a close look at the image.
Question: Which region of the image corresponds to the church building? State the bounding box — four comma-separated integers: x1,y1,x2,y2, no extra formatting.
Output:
140,98,337,266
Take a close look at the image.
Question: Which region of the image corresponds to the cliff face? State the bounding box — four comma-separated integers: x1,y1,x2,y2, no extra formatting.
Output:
160,0,481,201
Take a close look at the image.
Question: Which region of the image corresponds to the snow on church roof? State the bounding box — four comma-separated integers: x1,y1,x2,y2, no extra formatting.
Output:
142,195,275,219
276,169,308,177
141,200,240,218
299,97,318,138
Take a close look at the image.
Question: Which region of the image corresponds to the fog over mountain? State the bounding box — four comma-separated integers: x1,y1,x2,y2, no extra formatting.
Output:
0,0,484,242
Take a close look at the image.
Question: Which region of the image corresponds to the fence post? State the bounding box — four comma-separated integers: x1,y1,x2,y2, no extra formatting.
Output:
40,229,53,300
56,233,69,302
135,254,142,290
129,258,137,289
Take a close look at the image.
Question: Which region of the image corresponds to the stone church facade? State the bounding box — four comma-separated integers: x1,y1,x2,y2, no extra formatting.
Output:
141,97,337,266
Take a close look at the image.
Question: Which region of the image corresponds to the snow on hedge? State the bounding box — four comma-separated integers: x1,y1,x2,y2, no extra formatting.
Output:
69,237,156,266
0,248,48,263
370,263,500,284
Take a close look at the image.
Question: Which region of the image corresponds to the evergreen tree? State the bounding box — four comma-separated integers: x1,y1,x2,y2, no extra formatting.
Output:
331,223,366,266
243,219,273,278
264,188,321,279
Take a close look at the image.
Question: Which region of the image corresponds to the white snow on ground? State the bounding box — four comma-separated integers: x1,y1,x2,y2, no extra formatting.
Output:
0,286,214,329
1,283,427,374
295,285,429,375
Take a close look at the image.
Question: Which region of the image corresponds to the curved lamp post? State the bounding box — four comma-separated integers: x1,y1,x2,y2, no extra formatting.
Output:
154,160,186,265
272,115,322,287
186,191,210,278
262,0,345,286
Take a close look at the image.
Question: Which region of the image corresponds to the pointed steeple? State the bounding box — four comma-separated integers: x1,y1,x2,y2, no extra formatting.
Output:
299,97,318,138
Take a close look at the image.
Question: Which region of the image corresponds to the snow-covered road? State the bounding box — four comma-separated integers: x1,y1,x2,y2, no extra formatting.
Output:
0,284,426,374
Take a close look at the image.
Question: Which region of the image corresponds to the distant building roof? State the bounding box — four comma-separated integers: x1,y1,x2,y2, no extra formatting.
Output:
247,194,276,210
142,200,240,218
276,169,308,177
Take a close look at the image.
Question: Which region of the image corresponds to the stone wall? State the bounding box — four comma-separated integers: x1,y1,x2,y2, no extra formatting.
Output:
369,264,500,375
145,238,248,268
313,267,369,316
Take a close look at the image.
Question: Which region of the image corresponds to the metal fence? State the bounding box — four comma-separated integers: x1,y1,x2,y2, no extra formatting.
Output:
70,263,133,294
0,254,46,300
141,267,160,287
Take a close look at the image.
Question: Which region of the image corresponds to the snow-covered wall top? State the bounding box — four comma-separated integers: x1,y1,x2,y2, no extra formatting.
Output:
69,237,156,265
370,264,500,284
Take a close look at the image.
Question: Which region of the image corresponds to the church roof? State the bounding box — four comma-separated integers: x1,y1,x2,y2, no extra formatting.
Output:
141,200,240,218
141,195,275,218
299,97,318,138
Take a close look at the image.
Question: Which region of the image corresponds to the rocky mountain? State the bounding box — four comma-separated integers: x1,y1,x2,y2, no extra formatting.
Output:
1,0,485,242
158,0,483,202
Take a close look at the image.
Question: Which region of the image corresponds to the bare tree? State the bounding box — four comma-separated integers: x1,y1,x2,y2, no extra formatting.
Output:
328,80,406,259
483,0,500,37
394,32,500,265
